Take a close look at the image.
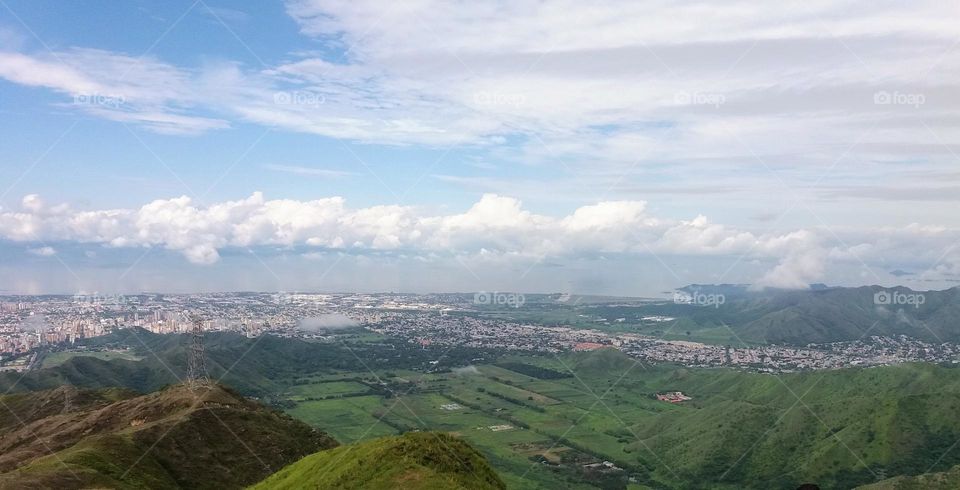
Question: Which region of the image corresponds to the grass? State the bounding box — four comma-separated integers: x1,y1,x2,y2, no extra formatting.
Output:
285,380,371,400
0,383,336,489
251,432,506,490
40,349,143,368
275,349,960,489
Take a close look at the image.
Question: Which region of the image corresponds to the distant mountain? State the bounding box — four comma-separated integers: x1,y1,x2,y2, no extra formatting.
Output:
0,383,336,489
675,285,960,344
251,431,506,490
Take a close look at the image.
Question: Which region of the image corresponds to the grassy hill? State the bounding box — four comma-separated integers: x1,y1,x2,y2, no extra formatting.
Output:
0,383,336,489
6,330,960,488
252,431,506,490
571,347,639,375
608,360,960,488
859,464,960,489
660,285,960,345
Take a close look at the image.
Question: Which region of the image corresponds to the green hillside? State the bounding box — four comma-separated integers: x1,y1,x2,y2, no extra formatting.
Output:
698,285,960,344
613,360,960,488
6,333,960,488
0,383,336,489
571,347,639,375
252,431,506,490
0,328,493,396
858,464,960,489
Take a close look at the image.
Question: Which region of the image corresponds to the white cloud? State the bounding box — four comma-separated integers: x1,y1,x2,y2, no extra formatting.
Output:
0,2,957,234
0,49,230,135
0,2,958,290
1,192,958,288
1,1,956,162
263,164,358,178
27,246,56,256
754,248,827,289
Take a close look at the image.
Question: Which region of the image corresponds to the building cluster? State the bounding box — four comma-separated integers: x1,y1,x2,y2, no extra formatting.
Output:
2,293,959,374
367,308,960,372
368,312,616,353
655,392,692,403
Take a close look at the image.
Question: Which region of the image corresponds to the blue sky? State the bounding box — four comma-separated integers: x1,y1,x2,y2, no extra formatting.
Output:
0,0,958,295
0,0,480,211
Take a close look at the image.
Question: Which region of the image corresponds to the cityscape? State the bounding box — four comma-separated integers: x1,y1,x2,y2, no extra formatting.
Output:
3,291,958,374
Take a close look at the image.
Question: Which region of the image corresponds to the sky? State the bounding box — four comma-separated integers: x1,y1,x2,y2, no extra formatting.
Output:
0,0,958,296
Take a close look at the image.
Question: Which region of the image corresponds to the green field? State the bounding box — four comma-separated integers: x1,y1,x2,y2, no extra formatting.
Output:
276,349,960,489
22,329,960,489
285,380,371,400
276,353,696,488
40,349,143,368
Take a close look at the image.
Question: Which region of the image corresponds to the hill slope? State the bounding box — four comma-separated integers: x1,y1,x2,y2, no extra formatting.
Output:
251,432,506,490
858,464,960,489
672,285,960,344
612,362,960,488
0,328,483,396
0,383,336,489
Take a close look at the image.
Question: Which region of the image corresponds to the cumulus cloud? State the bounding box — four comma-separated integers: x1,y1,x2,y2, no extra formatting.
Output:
27,246,56,256
0,1,958,248
1,192,958,289
754,249,827,290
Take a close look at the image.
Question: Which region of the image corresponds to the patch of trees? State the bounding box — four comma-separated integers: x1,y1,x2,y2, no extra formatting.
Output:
497,362,572,380
485,390,546,413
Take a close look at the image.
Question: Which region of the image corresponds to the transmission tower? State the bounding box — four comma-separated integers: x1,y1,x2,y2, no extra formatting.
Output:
185,314,208,384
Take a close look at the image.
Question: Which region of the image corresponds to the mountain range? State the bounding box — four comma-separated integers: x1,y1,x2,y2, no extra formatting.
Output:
0,382,502,489
670,285,960,344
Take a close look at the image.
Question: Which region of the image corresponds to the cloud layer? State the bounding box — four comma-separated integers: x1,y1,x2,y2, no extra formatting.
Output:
2,192,958,289
1,0,957,156
0,1,958,292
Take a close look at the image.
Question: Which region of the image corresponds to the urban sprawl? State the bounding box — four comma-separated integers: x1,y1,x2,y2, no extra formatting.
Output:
1,293,957,373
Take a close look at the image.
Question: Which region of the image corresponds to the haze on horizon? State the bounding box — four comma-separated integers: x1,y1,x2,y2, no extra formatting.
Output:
0,0,958,295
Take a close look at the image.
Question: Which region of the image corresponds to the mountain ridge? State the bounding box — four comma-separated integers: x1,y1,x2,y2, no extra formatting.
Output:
0,382,337,489
675,284,960,344
251,431,506,490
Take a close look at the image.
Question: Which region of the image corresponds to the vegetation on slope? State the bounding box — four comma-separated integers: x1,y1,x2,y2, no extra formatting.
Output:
610,360,960,488
587,285,960,345
252,431,506,490
859,464,960,489
0,383,336,489
5,328,960,488
0,328,501,397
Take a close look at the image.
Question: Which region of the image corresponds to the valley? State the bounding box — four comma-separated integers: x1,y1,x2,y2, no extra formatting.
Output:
267,347,960,489
3,326,958,489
